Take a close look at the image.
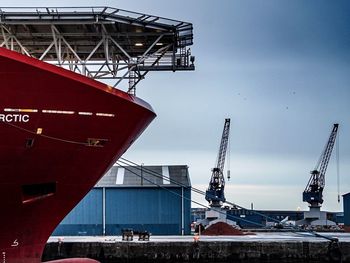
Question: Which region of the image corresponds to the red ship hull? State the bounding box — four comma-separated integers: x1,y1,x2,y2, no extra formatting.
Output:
0,47,156,262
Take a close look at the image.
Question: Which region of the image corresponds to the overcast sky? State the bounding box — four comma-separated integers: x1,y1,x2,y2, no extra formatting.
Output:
2,0,349,211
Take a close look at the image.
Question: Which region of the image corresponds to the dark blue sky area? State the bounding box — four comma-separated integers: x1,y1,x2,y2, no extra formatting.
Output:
123,0,350,210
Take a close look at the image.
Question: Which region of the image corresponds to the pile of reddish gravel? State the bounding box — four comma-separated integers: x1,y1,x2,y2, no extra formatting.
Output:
344,226,350,232
201,222,255,236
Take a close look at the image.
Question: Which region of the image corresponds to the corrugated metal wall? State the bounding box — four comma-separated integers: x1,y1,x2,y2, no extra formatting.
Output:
53,187,191,236
106,187,191,235
53,189,103,235
344,194,350,226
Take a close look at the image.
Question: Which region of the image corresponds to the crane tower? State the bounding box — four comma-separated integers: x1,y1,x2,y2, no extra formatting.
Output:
303,123,339,208
299,123,339,226
205,118,230,208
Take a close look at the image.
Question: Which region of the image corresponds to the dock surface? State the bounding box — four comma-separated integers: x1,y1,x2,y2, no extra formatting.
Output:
43,232,350,262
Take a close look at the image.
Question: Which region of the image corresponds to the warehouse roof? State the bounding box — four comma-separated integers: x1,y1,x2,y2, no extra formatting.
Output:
95,165,191,188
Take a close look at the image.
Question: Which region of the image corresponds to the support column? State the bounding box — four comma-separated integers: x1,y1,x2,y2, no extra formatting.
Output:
181,187,184,236
102,187,106,236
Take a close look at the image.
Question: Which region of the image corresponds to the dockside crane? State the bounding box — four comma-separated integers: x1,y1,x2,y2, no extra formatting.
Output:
205,118,230,208
303,123,339,209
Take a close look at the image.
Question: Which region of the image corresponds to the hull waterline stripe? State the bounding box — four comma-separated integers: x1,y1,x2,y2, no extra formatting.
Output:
4,108,38,113
96,113,115,117
42,110,75,114
3,109,115,117
78,112,93,116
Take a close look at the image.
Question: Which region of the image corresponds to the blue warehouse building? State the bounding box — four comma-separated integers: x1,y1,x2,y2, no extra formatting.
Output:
343,192,350,230
53,165,191,236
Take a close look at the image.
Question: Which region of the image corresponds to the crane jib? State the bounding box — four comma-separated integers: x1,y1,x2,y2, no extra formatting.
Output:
303,123,339,208
205,118,230,207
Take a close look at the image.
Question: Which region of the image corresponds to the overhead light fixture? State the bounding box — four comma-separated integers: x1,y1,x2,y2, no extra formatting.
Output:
135,43,143,47
156,43,163,46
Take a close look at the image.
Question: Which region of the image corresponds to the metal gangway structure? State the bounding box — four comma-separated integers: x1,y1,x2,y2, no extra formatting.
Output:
0,7,194,94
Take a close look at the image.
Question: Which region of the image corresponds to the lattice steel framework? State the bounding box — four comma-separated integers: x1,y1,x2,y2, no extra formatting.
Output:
205,118,230,208
303,124,339,208
0,7,194,94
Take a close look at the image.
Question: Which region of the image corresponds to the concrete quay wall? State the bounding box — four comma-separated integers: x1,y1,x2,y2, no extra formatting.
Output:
43,240,349,263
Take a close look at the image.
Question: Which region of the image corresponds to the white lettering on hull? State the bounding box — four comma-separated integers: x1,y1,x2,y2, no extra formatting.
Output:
0,114,29,123
11,239,19,247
